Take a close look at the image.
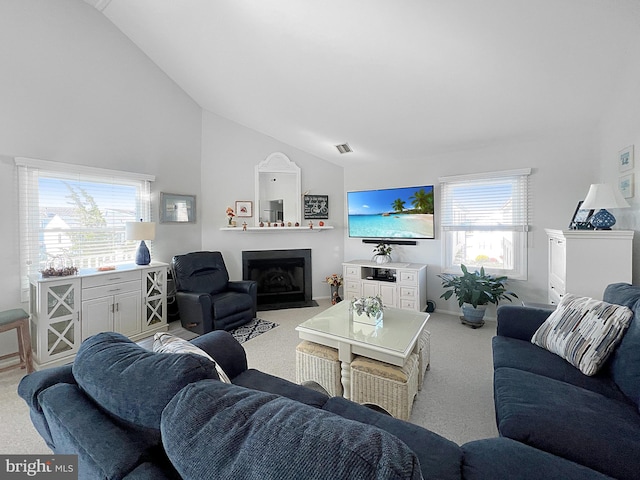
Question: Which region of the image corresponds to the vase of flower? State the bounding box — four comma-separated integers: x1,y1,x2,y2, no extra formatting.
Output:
326,274,343,305
330,285,342,304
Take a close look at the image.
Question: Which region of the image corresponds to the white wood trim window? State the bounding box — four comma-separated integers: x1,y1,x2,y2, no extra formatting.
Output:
16,157,155,300
439,168,531,280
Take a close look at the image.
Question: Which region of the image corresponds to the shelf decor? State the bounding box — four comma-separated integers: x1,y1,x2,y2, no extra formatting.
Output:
236,201,253,217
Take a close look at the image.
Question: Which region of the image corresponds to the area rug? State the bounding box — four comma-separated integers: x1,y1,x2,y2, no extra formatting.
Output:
230,318,279,344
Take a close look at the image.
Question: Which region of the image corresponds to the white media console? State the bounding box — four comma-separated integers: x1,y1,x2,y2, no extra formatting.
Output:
342,260,427,312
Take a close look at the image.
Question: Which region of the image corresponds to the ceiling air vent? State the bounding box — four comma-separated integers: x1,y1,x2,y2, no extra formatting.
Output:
335,143,353,154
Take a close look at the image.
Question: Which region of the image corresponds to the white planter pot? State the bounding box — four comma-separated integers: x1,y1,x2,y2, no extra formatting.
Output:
351,310,383,325
461,303,487,324
374,254,391,265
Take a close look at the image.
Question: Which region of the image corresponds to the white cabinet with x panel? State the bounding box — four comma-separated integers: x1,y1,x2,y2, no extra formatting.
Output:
29,262,168,369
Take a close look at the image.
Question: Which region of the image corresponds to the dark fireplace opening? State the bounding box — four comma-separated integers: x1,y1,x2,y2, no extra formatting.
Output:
242,249,317,311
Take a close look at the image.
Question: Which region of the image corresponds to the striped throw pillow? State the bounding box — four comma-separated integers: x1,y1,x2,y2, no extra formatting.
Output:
531,294,633,376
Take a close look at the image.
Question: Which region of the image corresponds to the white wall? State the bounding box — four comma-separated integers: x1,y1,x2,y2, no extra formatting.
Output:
0,0,202,350
597,41,640,283
344,128,599,317
200,111,345,301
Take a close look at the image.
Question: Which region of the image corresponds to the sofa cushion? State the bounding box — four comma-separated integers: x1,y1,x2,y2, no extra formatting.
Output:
531,294,632,375
323,396,462,480
73,332,219,433
603,284,640,408
152,332,231,383
492,336,628,402
494,367,640,480
462,438,613,480
39,383,161,479
232,368,329,407
162,380,423,480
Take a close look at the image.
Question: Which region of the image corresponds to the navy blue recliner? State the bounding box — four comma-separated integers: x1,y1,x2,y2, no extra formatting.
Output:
171,251,257,334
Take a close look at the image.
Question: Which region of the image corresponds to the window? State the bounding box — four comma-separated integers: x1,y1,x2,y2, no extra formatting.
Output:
439,168,531,280
16,158,154,299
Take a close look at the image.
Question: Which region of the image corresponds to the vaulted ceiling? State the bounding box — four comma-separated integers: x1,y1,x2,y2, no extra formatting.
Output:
86,0,640,166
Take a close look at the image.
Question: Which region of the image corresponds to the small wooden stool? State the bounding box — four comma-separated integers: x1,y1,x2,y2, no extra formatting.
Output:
296,341,343,397
0,309,34,374
350,353,419,420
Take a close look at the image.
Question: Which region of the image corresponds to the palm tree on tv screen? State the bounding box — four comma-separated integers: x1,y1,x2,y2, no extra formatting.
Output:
409,188,434,214
392,198,406,213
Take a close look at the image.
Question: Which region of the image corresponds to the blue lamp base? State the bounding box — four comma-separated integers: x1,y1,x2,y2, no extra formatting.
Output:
589,209,616,230
135,240,151,265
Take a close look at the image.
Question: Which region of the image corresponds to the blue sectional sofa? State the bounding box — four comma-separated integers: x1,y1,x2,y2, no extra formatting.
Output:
20,329,613,479
493,282,640,480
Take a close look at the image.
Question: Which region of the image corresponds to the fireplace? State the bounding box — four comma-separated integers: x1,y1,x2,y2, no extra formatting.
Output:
242,249,317,310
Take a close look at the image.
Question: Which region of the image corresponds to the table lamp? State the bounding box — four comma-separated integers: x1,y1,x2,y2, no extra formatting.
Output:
125,220,156,265
581,183,629,230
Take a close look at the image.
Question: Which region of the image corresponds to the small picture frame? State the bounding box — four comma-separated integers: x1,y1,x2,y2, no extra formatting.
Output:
303,194,329,219
568,200,594,230
619,173,634,199
618,145,634,172
235,200,253,217
160,193,196,223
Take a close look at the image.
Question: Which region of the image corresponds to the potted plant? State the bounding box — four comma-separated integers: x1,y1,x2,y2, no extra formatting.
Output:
438,264,518,328
372,242,393,264
350,295,384,325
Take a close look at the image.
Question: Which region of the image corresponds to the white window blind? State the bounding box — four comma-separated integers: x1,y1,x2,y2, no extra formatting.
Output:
439,168,531,279
16,158,154,299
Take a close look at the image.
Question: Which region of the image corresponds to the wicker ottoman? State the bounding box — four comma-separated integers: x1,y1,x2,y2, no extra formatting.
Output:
295,341,343,397
418,329,431,390
350,353,419,420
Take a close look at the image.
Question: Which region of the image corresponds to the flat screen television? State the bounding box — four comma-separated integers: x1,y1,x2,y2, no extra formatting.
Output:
347,185,435,239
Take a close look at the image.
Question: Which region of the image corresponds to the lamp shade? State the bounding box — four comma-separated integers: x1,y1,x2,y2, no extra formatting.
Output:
581,184,630,210
125,221,156,241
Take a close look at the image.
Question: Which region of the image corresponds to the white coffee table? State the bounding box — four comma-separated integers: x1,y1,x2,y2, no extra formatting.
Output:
295,301,429,400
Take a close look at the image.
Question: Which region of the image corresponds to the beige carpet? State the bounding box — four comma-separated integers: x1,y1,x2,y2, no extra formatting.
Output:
0,298,498,454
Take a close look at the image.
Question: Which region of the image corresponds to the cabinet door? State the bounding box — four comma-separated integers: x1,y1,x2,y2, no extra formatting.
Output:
81,297,113,341
380,283,397,307
39,278,82,362
362,281,379,298
143,267,167,332
115,290,142,337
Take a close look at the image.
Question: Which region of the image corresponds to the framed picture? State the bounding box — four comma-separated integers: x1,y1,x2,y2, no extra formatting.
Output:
304,194,329,219
160,193,196,223
619,145,634,172
235,200,253,217
619,173,634,199
568,200,594,230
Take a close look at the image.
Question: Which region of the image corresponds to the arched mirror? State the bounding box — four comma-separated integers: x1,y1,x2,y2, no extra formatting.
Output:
255,152,301,226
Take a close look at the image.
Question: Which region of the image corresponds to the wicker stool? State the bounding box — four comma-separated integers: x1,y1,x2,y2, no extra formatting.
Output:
296,341,343,397
418,329,431,390
350,353,419,420
0,309,33,374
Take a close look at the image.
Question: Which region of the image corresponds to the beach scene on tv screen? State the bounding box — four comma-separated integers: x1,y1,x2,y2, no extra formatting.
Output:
348,186,434,238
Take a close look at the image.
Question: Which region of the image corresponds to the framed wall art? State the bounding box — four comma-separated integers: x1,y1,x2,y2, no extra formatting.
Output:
160,193,196,223
618,145,634,172
235,200,253,217
619,173,634,199
304,194,329,219
568,200,594,230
